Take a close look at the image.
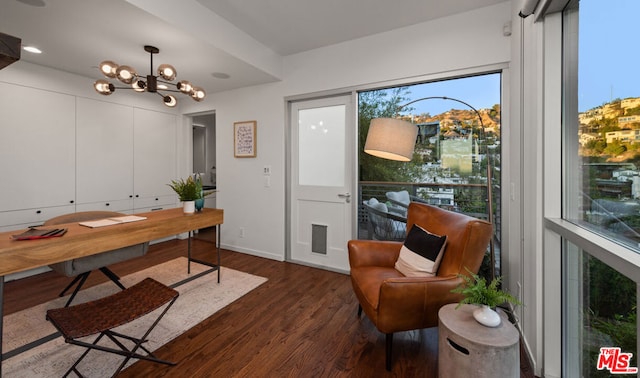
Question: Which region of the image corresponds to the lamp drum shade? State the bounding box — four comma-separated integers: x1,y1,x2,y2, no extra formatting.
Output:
364,118,418,161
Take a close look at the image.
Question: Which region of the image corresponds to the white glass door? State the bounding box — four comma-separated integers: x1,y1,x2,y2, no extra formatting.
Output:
289,95,354,272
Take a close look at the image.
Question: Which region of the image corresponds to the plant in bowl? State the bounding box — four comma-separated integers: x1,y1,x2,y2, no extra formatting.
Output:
168,176,200,202
168,175,215,213
451,269,522,327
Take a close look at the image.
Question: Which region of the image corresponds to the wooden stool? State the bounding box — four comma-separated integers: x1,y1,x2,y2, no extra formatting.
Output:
46,277,179,377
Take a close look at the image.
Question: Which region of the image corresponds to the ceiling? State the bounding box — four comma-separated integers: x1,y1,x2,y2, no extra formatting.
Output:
1,0,505,96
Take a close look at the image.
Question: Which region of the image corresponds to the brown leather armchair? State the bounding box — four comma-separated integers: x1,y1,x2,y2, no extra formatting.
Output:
348,202,493,370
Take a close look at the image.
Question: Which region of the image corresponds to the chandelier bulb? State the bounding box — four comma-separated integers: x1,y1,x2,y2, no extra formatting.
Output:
177,80,192,94
132,79,146,92
163,95,177,107
158,64,176,81
116,65,137,84
190,86,206,102
99,61,118,78
94,79,115,95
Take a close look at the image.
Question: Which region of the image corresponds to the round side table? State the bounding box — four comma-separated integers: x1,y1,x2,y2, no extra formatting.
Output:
438,303,520,378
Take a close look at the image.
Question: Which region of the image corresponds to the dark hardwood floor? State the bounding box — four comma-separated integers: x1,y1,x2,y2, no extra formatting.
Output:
4,231,536,377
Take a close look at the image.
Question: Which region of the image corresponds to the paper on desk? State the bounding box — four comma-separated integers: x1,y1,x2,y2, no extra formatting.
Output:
79,215,147,228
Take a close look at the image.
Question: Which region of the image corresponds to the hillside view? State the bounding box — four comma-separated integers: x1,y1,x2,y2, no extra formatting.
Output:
576,97,640,243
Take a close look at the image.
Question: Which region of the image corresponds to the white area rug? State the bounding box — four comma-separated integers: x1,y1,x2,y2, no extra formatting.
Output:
2,257,267,377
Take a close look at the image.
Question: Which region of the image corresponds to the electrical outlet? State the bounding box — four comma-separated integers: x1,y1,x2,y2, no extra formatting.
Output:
239,227,245,238
263,165,271,175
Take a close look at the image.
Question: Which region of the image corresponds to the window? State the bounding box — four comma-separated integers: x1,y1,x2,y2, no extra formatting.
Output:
562,0,639,375
564,0,640,252
357,73,501,277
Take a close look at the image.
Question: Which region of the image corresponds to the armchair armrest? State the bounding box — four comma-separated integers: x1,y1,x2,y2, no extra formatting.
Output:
376,275,464,333
348,240,402,268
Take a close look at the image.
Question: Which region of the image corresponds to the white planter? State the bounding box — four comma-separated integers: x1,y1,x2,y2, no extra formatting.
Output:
472,305,501,327
182,200,195,214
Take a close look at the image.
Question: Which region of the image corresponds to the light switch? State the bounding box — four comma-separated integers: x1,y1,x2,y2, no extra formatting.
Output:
264,175,271,187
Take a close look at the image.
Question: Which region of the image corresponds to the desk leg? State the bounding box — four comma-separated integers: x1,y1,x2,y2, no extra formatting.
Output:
187,231,192,274
217,224,221,283
180,226,220,286
1,274,4,376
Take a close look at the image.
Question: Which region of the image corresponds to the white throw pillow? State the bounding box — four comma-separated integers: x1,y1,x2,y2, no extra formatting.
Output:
395,225,447,277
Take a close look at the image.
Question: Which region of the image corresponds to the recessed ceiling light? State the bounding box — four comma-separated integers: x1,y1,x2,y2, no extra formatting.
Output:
23,46,42,54
15,0,46,7
212,72,230,79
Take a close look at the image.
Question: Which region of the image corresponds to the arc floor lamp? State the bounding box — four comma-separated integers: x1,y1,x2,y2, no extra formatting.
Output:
364,96,496,279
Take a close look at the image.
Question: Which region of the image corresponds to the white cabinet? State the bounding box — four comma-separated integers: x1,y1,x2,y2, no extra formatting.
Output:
74,102,177,213
76,98,134,208
0,83,178,232
0,82,76,212
0,205,76,232
133,108,177,210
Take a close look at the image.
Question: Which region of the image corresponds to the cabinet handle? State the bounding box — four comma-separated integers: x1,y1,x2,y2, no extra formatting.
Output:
105,203,110,206
135,194,139,198
151,207,162,211
70,200,74,204
129,195,133,198
155,198,159,201
36,210,41,214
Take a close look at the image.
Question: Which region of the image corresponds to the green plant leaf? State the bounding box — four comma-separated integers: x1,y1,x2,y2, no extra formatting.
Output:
451,268,522,309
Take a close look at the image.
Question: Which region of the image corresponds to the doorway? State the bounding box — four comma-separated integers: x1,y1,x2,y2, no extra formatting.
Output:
192,113,216,208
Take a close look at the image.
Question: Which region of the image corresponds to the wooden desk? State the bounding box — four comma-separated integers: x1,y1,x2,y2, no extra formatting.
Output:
0,207,224,376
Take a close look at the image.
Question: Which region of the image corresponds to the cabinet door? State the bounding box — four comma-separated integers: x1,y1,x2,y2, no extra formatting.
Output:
0,83,75,211
133,109,177,201
76,98,134,205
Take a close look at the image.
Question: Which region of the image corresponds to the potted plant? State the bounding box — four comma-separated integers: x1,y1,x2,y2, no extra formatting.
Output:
168,175,214,213
451,269,522,327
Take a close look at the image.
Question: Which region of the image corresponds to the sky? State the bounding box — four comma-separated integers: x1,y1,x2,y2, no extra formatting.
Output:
578,0,640,112
386,74,501,117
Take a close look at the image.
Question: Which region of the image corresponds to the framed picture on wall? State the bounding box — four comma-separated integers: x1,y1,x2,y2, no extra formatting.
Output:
234,120,257,158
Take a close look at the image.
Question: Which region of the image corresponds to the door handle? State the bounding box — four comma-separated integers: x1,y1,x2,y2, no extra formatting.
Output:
338,193,351,203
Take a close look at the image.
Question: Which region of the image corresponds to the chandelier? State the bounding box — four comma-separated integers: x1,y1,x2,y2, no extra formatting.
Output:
93,45,205,107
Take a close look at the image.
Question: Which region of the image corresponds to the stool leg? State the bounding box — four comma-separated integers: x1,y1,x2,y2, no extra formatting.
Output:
63,333,106,377
111,296,178,376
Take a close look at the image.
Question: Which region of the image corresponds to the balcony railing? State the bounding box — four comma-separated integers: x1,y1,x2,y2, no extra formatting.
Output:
359,181,494,222
358,180,501,275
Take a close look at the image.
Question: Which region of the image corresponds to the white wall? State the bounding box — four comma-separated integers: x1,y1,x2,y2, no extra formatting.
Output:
284,3,511,95
179,2,514,262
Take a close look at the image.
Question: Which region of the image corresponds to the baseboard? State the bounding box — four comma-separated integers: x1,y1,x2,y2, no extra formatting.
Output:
220,243,284,262
287,258,350,275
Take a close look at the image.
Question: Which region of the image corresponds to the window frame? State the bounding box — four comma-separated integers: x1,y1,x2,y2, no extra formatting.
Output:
543,1,640,376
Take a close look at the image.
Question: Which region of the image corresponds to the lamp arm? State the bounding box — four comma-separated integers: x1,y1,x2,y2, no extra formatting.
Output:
396,95,495,279
396,96,484,129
